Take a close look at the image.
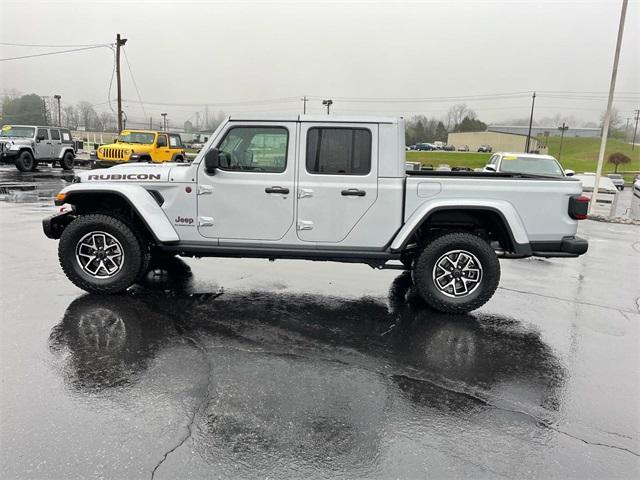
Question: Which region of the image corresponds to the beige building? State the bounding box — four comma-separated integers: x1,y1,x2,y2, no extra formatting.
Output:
447,132,546,154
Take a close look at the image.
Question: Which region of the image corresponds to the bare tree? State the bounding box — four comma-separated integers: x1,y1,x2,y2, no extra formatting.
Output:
77,101,98,130
98,112,115,132
601,107,622,134
446,104,475,130
62,105,78,129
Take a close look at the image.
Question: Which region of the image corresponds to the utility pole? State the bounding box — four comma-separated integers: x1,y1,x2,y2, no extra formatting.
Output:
116,33,128,133
149,117,152,129
632,109,639,151
525,91,536,153
592,0,628,213
322,99,333,115
54,95,62,126
558,123,569,161
161,113,168,131
301,96,308,114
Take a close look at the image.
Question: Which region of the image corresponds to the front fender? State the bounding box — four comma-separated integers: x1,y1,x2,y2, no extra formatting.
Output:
56,183,180,243
389,199,529,252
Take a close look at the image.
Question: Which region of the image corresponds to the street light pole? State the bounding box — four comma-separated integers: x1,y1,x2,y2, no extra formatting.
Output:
591,0,628,213
558,122,569,161
53,94,62,126
116,33,128,133
161,113,168,131
525,91,536,153
322,99,333,115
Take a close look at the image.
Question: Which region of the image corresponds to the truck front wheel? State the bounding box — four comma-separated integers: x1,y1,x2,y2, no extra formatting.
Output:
58,214,144,294
15,151,36,172
412,232,500,313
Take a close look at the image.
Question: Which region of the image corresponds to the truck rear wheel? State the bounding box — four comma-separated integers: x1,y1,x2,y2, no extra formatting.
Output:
58,214,144,294
60,152,75,170
15,151,36,172
412,232,500,313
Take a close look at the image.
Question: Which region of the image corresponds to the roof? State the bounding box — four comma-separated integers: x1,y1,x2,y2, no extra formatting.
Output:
227,114,399,124
3,125,69,129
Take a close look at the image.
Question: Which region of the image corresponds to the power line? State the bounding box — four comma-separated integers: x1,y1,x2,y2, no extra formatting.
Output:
0,41,113,48
0,45,111,62
122,47,147,117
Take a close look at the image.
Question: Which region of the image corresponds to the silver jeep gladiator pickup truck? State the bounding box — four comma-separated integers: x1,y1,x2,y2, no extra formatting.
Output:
43,115,589,313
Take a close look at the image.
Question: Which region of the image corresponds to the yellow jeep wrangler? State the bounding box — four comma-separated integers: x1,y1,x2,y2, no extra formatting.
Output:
94,130,187,167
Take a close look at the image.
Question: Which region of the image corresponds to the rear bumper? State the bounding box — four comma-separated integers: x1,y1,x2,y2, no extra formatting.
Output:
531,236,588,258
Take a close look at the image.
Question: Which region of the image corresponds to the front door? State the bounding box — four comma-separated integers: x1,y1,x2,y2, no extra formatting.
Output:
34,128,51,159
296,123,378,244
197,123,296,241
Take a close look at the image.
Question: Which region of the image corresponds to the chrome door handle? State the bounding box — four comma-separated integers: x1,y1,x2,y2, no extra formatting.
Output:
341,188,366,197
265,186,289,194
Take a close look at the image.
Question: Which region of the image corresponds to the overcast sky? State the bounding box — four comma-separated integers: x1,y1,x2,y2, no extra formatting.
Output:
1,0,638,128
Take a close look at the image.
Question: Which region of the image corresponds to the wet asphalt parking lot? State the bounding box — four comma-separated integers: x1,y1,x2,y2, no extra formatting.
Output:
0,165,639,479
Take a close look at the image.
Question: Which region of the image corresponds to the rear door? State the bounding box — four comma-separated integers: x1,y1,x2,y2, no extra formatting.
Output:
155,133,171,161
34,128,51,159
49,129,62,157
296,123,378,243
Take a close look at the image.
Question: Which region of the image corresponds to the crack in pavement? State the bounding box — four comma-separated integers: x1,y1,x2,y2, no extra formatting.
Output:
180,336,640,459
391,373,640,458
150,335,215,480
497,286,638,314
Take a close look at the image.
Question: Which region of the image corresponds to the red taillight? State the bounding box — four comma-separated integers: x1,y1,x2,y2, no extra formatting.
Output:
569,195,589,220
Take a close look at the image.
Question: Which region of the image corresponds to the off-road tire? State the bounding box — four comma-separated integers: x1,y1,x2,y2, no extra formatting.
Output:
58,214,144,294
60,151,75,170
412,232,500,313
15,151,35,172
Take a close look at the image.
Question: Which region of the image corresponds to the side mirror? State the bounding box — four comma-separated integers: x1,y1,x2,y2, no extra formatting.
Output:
485,165,496,172
204,148,219,174
565,169,575,177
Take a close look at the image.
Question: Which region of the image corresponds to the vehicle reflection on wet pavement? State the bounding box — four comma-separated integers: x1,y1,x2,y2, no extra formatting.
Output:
1,165,639,479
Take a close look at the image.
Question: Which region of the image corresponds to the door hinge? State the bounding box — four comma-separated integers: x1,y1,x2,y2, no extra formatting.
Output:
297,220,314,231
198,216,214,227
298,188,314,199
198,184,214,195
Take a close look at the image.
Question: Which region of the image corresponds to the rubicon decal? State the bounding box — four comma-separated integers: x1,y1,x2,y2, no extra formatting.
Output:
87,173,162,181
174,216,195,225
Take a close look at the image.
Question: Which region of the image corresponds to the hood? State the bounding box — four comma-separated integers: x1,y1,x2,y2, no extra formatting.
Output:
77,162,175,183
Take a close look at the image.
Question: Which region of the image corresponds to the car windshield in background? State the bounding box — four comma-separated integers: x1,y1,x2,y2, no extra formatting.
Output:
0,126,35,138
117,132,155,144
500,155,564,176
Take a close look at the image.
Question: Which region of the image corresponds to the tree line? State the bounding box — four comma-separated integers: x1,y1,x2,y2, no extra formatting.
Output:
405,104,487,145
0,94,117,132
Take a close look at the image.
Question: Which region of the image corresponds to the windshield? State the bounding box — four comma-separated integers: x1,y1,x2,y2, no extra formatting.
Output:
499,155,564,176
0,126,35,138
117,131,155,144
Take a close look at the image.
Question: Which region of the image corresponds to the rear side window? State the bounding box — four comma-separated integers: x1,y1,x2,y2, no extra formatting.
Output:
169,134,182,148
50,129,60,140
61,130,72,142
306,128,371,175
